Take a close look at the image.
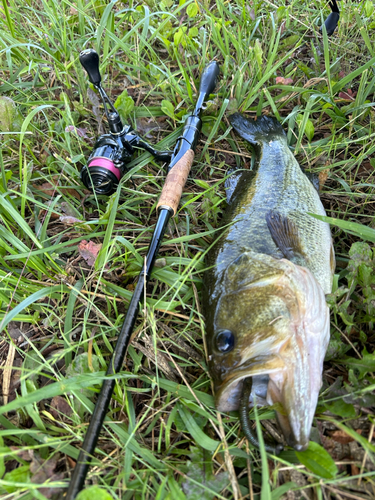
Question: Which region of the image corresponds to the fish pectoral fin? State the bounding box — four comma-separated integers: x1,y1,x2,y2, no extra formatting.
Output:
266,211,308,267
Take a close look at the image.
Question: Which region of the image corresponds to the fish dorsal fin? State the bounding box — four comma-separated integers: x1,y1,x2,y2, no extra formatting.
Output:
266,211,309,268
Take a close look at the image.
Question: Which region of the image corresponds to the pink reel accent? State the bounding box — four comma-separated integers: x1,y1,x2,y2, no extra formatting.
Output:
88,158,121,181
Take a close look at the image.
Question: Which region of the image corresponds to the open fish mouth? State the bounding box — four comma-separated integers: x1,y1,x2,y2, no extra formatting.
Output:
211,254,330,451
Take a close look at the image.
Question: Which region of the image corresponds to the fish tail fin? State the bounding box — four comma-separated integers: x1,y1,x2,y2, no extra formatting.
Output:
229,112,286,145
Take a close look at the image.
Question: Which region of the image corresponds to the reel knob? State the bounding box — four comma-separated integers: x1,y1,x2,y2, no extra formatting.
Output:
79,49,101,86
199,61,220,99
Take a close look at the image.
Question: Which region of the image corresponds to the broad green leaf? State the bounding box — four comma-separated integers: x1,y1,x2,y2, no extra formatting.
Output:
67,352,100,377
114,89,134,121
254,39,263,69
296,441,338,479
161,99,175,119
304,119,314,141
76,486,115,500
282,34,299,48
341,348,375,380
271,482,298,500
178,405,220,452
181,447,228,500
186,2,198,18
324,399,356,418
174,28,183,46
0,97,17,132
66,353,101,416
189,26,198,37
3,465,30,493
194,179,211,190
365,0,374,17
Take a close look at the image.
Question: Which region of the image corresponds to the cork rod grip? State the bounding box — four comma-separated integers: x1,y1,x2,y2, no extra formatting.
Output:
156,149,195,215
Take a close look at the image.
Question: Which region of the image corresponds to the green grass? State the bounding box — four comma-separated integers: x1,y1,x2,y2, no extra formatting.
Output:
0,0,375,498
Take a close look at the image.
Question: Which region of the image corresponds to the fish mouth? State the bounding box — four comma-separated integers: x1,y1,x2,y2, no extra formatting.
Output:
215,325,329,451
216,360,312,451
215,356,282,412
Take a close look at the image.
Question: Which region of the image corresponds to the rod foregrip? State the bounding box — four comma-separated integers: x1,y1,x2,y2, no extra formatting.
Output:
156,149,195,215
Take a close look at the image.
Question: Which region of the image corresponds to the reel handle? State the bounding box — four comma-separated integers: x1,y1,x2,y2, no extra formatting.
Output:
79,49,102,86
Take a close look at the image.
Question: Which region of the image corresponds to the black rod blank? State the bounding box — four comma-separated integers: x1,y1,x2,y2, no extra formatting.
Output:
65,209,171,498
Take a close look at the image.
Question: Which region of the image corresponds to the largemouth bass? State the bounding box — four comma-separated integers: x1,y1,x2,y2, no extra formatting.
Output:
203,113,335,451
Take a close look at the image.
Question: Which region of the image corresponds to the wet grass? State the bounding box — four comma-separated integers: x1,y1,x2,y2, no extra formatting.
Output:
0,0,375,498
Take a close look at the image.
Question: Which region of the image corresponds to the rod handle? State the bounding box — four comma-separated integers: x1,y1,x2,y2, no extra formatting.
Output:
156,149,195,216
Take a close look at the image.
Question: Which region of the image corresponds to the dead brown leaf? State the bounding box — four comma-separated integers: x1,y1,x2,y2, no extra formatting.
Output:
38,181,57,197
50,396,73,419
59,216,83,224
3,341,15,406
9,447,33,461
276,76,294,85
338,89,357,100
319,169,329,189
330,429,356,444
29,452,64,499
351,463,360,475
78,240,102,266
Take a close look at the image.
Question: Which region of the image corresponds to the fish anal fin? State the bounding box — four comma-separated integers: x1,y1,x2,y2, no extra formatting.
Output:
266,211,308,267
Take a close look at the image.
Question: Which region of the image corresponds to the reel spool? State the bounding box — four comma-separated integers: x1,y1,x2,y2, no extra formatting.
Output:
80,135,130,195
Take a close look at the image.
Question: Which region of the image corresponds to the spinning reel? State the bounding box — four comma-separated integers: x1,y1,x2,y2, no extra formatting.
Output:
79,49,172,195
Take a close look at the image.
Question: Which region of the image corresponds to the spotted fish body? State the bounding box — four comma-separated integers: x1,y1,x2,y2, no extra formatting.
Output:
203,113,335,451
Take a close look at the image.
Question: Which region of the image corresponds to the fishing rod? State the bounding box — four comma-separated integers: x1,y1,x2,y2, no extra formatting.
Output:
66,51,220,498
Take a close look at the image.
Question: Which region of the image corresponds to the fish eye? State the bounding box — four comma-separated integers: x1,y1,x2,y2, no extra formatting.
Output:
215,329,235,353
